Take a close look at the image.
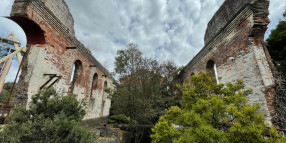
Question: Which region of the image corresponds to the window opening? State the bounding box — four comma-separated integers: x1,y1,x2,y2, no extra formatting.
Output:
90,73,98,98
69,60,82,93
100,81,108,116
206,60,219,84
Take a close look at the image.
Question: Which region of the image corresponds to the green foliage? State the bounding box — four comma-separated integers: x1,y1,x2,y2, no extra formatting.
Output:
0,88,96,143
111,43,180,125
109,114,130,124
0,82,14,104
151,72,285,143
267,10,286,76
110,43,180,142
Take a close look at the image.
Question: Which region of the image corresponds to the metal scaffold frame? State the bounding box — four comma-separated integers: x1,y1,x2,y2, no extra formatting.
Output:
0,33,26,124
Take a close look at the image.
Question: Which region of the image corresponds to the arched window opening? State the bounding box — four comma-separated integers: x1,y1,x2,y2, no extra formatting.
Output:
104,81,108,94
8,17,45,45
206,60,215,76
100,81,108,116
206,60,219,84
191,73,195,77
69,60,82,93
90,73,98,98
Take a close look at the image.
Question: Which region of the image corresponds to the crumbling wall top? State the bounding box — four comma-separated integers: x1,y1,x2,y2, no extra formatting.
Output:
204,0,253,44
12,0,75,34
41,0,75,34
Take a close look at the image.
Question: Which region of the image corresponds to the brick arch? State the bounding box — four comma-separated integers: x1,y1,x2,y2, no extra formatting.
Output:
92,73,99,90
8,16,45,45
90,73,99,98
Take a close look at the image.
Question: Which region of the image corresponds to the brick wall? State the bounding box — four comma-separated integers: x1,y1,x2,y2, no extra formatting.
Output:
180,0,276,125
10,0,114,120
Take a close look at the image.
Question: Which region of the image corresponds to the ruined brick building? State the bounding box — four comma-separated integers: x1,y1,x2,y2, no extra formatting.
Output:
9,0,115,120
179,0,278,125
6,0,283,128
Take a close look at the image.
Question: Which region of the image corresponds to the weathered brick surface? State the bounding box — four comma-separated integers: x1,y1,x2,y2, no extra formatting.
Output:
10,0,114,120
204,0,252,44
180,0,276,125
41,0,75,34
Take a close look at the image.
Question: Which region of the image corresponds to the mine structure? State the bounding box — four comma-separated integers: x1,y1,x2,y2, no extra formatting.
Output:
0,33,25,124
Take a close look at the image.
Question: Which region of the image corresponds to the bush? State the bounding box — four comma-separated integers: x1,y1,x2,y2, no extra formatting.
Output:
0,88,96,143
151,72,285,143
0,82,14,104
109,114,130,124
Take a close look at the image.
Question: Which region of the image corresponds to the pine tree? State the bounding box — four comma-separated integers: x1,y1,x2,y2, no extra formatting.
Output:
267,10,286,76
151,72,286,143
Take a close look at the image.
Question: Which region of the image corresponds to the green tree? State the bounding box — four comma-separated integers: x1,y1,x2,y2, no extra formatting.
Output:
0,82,14,104
151,72,285,143
110,43,180,142
266,10,286,76
266,9,286,129
0,88,96,143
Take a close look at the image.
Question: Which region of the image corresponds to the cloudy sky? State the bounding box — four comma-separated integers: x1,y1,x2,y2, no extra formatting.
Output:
0,0,285,82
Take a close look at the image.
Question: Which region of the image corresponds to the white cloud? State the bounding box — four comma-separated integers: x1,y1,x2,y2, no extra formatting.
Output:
265,0,285,39
0,0,12,17
0,0,285,80
66,0,228,72
0,17,27,46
